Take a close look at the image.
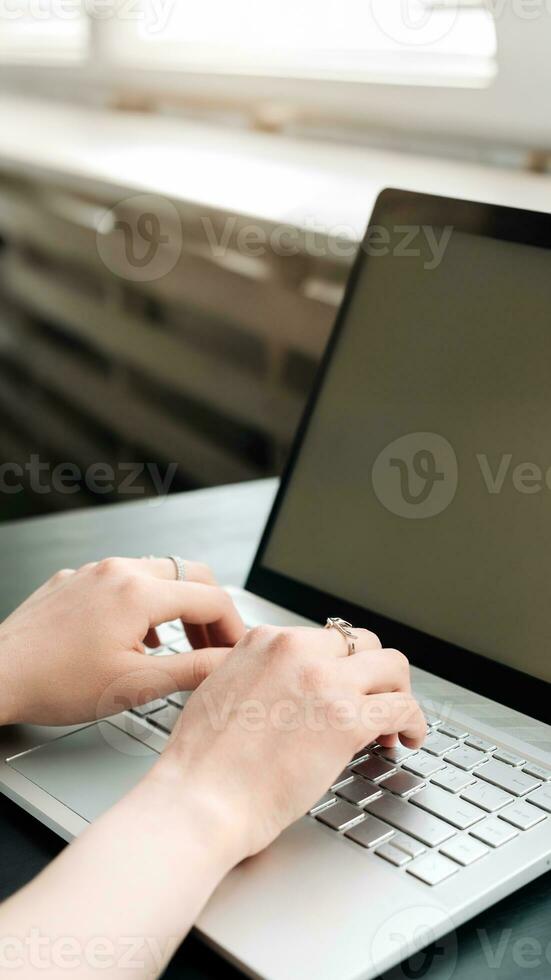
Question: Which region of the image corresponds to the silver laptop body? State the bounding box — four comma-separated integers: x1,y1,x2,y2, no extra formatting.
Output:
1,190,550,980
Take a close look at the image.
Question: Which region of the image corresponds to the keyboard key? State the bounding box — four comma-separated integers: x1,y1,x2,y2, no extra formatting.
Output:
470,818,519,847
440,836,489,866
475,760,541,797
337,779,382,807
423,732,460,756
438,724,469,740
166,691,190,708
382,771,426,797
167,619,184,634
353,756,397,783
167,636,192,654
391,833,426,858
493,750,526,767
444,745,488,771
376,842,412,866
316,801,365,831
523,763,551,781
499,801,547,830
460,782,513,812
424,712,441,728
330,769,355,789
148,704,182,733
410,786,486,830
366,794,455,846
376,744,416,765
406,853,459,885
155,621,182,644
526,784,551,813
465,735,497,753
330,769,355,790
431,765,476,794
309,792,336,814
131,699,166,717
403,752,446,778
345,815,394,848
152,646,174,657
351,744,376,763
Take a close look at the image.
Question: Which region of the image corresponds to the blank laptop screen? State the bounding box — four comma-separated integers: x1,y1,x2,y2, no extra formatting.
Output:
262,227,551,684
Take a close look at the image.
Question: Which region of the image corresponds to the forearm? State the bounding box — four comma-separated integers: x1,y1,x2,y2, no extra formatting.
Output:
0,764,239,978
0,626,22,726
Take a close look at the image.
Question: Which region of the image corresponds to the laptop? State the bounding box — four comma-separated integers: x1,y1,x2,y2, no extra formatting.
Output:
1,189,550,980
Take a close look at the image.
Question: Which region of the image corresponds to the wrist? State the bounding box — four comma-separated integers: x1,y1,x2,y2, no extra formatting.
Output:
138,755,247,874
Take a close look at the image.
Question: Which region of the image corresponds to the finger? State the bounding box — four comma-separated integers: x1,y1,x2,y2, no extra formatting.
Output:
154,646,231,690
177,560,220,648
122,647,231,699
136,558,244,647
343,648,411,695
377,734,399,748
358,692,426,748
118,557,219,585
87,557,244,647
290,625,381,659
79,557,204,583
97,650,229,718
145,580,244,647
177,561,242,648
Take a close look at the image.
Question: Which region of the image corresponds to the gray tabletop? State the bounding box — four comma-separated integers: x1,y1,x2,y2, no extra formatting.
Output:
0,479,549,980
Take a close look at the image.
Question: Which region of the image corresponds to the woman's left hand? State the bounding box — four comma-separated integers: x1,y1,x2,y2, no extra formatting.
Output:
0,557,245,726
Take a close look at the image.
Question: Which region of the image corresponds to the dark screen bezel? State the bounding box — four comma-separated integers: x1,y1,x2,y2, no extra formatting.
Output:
246,188,550,724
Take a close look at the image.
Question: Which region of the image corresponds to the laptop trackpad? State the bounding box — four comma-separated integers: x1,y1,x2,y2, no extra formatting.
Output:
8,722,160,823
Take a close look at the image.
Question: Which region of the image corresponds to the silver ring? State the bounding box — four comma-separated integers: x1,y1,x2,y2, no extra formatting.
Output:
325,617,358,656
167,555,186,582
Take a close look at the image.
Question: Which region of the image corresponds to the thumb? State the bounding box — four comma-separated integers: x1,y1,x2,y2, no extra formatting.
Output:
147,647,231,693
99,649,231,718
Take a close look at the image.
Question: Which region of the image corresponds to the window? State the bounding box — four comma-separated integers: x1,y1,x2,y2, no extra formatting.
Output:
107,0,497,86
0,1,89,61
0,1,497,86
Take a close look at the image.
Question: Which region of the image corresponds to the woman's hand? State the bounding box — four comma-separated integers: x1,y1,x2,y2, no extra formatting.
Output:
0,557,245,726
154,624,426,864
0,621,424,979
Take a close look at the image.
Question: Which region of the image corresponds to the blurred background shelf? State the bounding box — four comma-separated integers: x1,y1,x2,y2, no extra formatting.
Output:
0,90,549,522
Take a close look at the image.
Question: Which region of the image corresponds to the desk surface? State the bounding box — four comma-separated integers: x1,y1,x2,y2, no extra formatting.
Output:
0,479,549,980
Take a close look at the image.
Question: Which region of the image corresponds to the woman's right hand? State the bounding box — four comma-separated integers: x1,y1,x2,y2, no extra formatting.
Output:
153,624,426,864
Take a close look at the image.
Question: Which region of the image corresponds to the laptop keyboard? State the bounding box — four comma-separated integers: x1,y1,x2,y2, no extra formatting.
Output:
130,620,550,885
310,712,550,884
